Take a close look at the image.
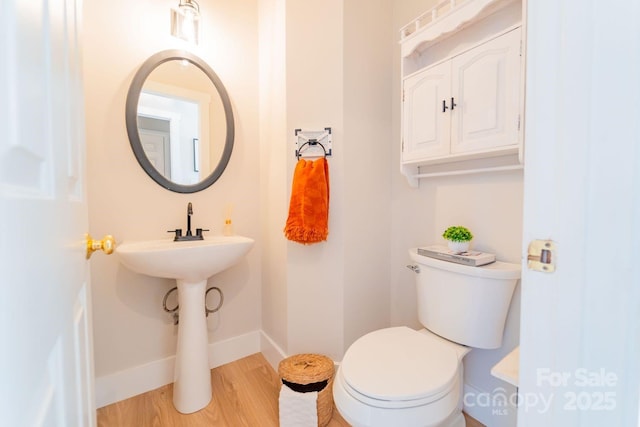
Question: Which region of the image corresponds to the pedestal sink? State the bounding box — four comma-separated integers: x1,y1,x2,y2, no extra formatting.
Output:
115,235,254,414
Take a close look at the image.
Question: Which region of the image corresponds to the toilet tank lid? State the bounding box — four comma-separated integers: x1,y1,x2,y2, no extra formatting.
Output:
409,248,521,280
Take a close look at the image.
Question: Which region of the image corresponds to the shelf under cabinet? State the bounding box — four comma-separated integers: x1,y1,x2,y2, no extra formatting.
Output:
401,146,523,187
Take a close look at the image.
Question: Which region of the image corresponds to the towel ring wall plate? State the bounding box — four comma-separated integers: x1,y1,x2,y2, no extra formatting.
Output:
294,128,332,160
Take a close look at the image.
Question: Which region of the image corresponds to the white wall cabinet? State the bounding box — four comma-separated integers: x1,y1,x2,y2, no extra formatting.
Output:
400,0,524,186
403,61,451,161
450,28,521,154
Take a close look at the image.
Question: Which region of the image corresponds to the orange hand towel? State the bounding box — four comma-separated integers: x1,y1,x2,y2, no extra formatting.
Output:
284,158,330,244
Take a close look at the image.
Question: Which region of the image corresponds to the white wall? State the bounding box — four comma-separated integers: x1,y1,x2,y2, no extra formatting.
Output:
259,0,394,363
84,0,261,403
258,0,289,365
283,0,347,361
342,0,393,350
391,2,523,426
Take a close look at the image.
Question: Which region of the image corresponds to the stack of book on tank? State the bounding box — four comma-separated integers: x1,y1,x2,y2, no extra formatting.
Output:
417,245,496,267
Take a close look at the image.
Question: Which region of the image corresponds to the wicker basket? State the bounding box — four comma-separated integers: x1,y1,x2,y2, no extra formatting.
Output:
278,354,335,427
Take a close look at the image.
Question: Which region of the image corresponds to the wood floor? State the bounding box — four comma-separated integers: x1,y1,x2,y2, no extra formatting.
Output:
97,352,484,427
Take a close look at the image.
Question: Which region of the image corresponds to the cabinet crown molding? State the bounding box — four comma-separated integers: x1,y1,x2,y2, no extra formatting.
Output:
400,0,519,58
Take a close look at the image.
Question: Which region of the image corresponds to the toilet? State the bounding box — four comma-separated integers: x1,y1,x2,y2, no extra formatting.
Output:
333,248,520,427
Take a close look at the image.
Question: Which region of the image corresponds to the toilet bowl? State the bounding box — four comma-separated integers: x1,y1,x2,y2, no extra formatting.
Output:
334,327,470,427
333,248,520,427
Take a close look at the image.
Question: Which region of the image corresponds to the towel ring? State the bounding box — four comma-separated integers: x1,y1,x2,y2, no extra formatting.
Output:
296,139,328,160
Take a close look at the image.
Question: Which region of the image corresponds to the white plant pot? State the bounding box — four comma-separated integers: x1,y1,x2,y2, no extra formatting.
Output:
447,240,470,254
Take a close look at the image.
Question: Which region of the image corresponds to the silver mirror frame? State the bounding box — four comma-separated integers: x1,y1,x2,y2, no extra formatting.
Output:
125,50,234,193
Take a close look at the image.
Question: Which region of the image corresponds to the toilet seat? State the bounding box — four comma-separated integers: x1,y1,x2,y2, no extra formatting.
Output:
341,327,460,409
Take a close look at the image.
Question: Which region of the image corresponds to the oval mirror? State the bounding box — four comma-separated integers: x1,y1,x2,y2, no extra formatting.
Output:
126,50,234,193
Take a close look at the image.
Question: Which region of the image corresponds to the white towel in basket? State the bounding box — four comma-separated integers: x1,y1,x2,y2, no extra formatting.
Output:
279,383,318,427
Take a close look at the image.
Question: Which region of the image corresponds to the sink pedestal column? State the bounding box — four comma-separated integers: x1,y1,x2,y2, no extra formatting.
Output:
173,279,212,414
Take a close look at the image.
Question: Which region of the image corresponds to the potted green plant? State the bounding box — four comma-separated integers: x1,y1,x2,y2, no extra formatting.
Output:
442,226,473,254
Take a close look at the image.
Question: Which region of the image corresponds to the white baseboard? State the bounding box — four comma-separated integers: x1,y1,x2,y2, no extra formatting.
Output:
259,330,287,371
209,330,261,367
95,354,174,410
95,331,261,408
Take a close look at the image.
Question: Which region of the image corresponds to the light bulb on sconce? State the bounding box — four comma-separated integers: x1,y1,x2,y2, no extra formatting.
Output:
171,0,201,45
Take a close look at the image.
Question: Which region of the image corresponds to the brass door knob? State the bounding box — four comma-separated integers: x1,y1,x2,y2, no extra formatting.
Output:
86,234,116,259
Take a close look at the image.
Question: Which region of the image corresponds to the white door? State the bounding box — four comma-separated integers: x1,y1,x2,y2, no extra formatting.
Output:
518,0,640,426
450,28,521,154
0,1,97,426
402,60,451,161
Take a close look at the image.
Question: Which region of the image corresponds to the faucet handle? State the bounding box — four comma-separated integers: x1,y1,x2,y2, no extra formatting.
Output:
196,228,210,238
167,229,183,240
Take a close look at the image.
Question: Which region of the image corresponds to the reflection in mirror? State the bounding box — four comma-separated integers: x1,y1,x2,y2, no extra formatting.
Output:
138,60,225,185
126,50,234,193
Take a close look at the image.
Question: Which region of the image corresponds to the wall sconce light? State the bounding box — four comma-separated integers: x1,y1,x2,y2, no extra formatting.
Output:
171,0,201,45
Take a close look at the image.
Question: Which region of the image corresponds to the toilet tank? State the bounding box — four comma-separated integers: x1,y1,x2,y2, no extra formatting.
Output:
409,248,520,349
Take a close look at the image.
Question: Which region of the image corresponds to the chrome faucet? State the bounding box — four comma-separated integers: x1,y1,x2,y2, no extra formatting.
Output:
167,202,209,241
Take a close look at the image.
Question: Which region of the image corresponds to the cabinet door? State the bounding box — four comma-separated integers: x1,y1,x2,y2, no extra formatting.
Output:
402,61,451,161
450,28,521,154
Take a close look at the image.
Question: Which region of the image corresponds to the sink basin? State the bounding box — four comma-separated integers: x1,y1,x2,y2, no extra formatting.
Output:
115,235,254,414
116,235,254,283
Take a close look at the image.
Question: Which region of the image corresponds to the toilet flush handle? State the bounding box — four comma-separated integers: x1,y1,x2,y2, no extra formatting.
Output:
406,264,420,274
